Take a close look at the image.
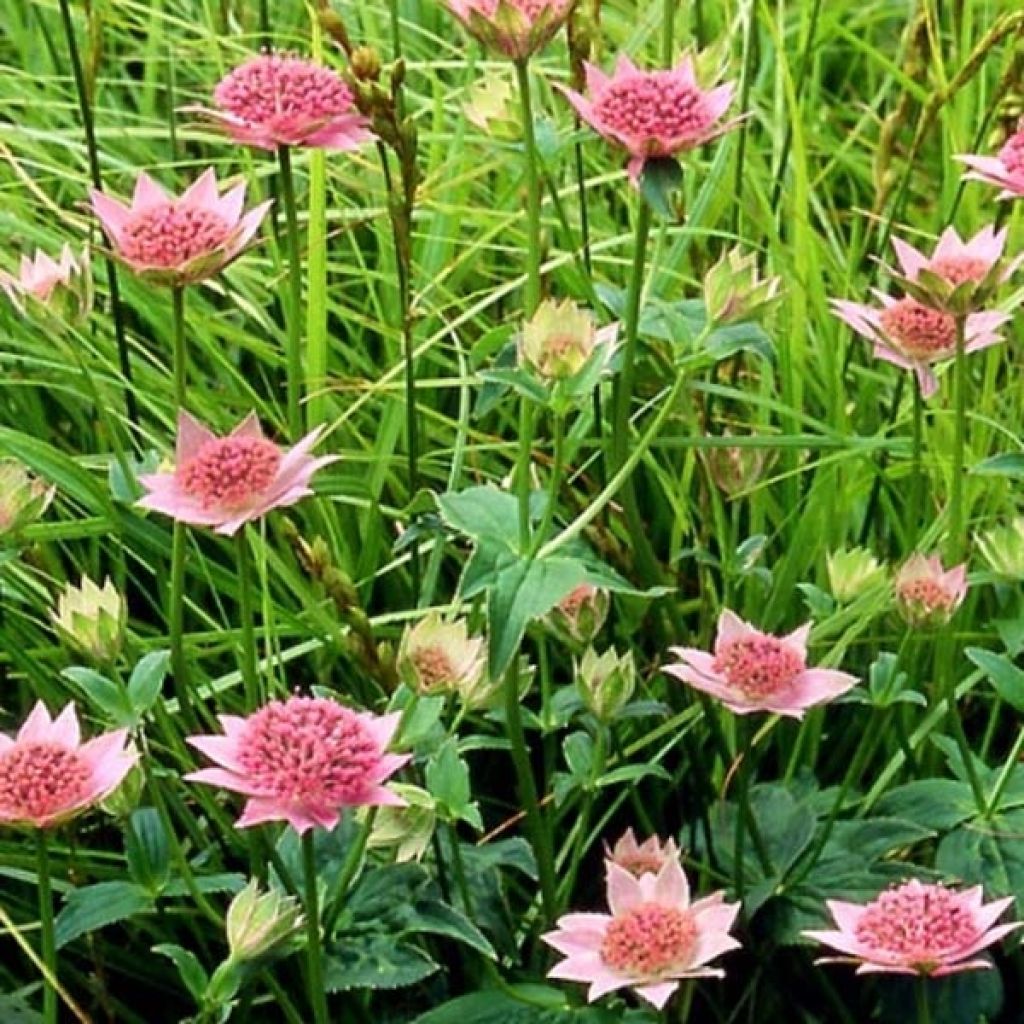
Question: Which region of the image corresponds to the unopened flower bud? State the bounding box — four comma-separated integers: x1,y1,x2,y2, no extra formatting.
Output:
365,783,436,862
2,244,93,328
702,438,768,498
520,298,617,380
0,460,54,539
546,584,609,647
464,72,520,139
350,46,382,81
398,612,486,698
98,762,144,818
577,647,635,721
226,881,304,965
827,547,886,604
52,576,126,662
976,519,1024,581
894,554,967,628
703,247,781,327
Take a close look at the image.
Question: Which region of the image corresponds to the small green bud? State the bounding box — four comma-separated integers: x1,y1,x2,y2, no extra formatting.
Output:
577,647,635,722
826,547,886,604
52,576,126,662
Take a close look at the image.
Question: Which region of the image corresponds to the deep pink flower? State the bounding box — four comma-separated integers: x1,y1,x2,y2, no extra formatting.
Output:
544,858,740,1009
894,554,967,628
445,0,574,61
664,610,858,719
605,828,680,878
803,880,1021,976
186,696,410,834
137,410,335,536
189,54,373,151
0,701,136,829
90,168,271,287
558,54,738,183
957,119,1024,200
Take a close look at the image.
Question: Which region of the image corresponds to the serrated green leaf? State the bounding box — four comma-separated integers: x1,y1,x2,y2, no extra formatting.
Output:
153,943,208,1002
55,881,153,949
323,937,437,991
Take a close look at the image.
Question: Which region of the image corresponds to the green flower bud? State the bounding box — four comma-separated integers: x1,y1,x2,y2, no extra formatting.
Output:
826,547,887,604
0,460,54,540
703,247,781,327
520,298,617,381
976,518,1024,581
463,72,520,140
577,646,635,721
365,783,436,863
52,576,126,663
225,881,304,966
545,584,609,647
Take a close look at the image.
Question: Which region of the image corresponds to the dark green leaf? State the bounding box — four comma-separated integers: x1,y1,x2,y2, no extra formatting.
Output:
55,881,153,949
323,936,437,991
125,807,170,894
966,647,1024,712
153,943,209,1002
127,650,170,717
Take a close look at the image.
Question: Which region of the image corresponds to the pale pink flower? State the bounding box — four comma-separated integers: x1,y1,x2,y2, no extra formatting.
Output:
664,610,858,719
558,54,738,183
889,225,1017,293
2,244,84,305
188,54,373,152
137,410,335,536
544,858,740,1009
445,0,574,61
605,828,680,878
186,695,410,834
957,119,1024,200
894,554,967,628
90,168,271,287
803,880,1021,976
0,701,136,829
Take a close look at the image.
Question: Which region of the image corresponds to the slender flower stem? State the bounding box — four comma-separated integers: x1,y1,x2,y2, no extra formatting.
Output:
322,811,376,934
530,413,564,556
661,0,676,65
909,382,924,544
301,832,329,1024
388,0,403,61
236,530,260,710
514,59,542,315
35,833,57,1024
559,726,606,909
915,977,932,1024
517,400,537,552
947,315,968,563
277,145,305,441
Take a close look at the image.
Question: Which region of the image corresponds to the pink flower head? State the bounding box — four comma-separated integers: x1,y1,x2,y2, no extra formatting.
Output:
2,244,92,324
189,54,373,152
803,880,1021,977
957,118,1024,200
445,0,574,61
544,858,740,1009
137,410,335,536
558,54,738,183
605,828,680,878
664,610,858,719
830,294,1008,399
186,695,411,834
0,701,136,829
89,168,271,287
894,554,967,628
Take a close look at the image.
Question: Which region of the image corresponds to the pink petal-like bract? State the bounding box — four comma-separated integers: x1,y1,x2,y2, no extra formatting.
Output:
894,553,968,627
803,880,1022,976
543,857,740,1009
663,609,858,718
958,118,1024,200
137,410,335,536
605,827,681,878
0,701,136,829
444,0,574,60
186,696,410,834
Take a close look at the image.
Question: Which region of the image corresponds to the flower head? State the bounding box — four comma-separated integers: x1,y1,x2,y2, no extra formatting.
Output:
703,247,781,326
225,880,305,965
664,610,858,718
191,54,373,151
803,880,1021,976
52,576,126,663
186,695,410,834
445,0,574,61
520,298,617,381
137,411,334,536
957,118,1024,200
397,612,487,697
0,459,54,540
826,547,886,604
605,828,680,879
2,244,92,325
544,858,740,1009
90,168,271,287
547,583,609,646
577,646,635,722
559,54,738,183
976,518,1024,581
0,701,136,829
894,554,967,628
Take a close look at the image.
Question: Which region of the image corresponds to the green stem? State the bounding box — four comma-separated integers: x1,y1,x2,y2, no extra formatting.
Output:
910,381,924,545
388,0,403,60
559,726,606,909
661,0,676,65
517,400,536,553
36,833,57,1024
916,977,932,1024
947,315,968,562
514,59,542,315
278,145,305,441
322,810,376,933
530,412,564,556
984,724,1024,817
236,530,260,710
301,832,329,1024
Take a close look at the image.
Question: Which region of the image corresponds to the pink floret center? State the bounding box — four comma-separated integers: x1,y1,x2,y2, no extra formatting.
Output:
879,298,956,358
179,436,282,509
236,697,381,805
120,205,231,268
215,56,355,125
601,903,698,976
411,645,456,691
928,256,990,286
594,74,714,151
713,635,804,698
998,132,1024,176
854,884,979,967
897,577,954,613
0,742,91,821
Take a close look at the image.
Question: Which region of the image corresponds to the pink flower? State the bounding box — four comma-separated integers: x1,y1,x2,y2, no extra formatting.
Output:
2,244,92,326
830,294,1008,398
188,54,373,152
0,701,136,829
664,610,858,719
605,828,680,878
803,880,1021,976
137,411,335,536
543,858,740,1009
90,168,271,287
957,119,1024,200
444,0,573,61
558,54,738,183
890,225,1015,291
894,554,967,628
186,696,410,834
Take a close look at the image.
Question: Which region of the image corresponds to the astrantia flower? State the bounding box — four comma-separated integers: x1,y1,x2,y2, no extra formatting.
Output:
137,411,334,536
544,858,740,1009
1,244,92,323
187,696,410,834
803,880,1021,976
52,576,126,663
894,554,967,628
958,118,1024,200
664,610,858,718
605,828,680,879
0,701,136,829
0,459,54,539
547,583,609,646
521,298,618,381
90,168,271,287
396,612,486,697
445,0,574,61
830,293,1008,398
190,54,373,151
559,54,738,183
